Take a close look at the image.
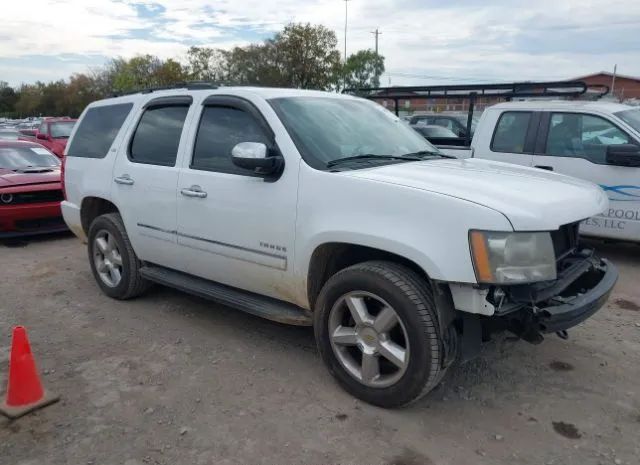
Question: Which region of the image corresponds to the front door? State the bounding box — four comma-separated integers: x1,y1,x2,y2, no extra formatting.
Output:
532,111,640,241
111,96,194,270
176,96,299,303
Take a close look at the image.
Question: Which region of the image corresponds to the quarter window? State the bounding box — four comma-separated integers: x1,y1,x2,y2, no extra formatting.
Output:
67,103,133,158
129,105,189,166
545,113,631,164
191,106,270,175
491,112,532,153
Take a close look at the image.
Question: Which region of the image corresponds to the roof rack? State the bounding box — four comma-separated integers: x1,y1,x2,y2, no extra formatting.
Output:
345,80,610,146
344,80,609,101
110,81,218,98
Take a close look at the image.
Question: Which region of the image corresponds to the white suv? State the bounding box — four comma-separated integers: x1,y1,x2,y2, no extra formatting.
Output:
62,84,617,407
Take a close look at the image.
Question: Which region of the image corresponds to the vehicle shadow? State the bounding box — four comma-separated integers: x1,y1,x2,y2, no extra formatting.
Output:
0,230,73,248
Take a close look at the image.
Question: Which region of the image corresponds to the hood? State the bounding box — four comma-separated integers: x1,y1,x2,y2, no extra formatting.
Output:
345,158,608,231
0,167,61,188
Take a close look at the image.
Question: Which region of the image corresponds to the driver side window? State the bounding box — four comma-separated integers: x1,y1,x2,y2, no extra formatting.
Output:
545,113,631,164
191,106,270,176
39,122,48,135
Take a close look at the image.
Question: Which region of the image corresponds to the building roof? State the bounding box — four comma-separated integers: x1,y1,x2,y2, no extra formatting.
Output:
571,71,640,82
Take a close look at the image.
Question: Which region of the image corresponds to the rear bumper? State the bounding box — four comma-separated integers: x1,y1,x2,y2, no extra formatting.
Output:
61,200,86,242
0,202,67,238
535,258,617,333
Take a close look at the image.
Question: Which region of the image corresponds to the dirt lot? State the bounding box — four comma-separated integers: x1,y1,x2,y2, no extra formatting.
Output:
0,233,639,465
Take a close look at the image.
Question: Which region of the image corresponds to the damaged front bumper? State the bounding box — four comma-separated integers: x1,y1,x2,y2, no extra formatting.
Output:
490,249,618,340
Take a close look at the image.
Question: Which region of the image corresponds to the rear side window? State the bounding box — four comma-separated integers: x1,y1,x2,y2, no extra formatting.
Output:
67,103,133,158
491,111,532,153
129,105,189,166
191,106,270,175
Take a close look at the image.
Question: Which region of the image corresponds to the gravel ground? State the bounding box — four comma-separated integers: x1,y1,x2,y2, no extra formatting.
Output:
0,233,639,465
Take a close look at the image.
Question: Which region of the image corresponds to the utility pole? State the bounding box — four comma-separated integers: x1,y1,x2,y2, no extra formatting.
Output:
611,64,617,99
370,28,382,55
343,0,350,62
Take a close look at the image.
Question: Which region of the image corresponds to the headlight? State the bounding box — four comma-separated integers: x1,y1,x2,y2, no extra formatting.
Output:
469,230,556,284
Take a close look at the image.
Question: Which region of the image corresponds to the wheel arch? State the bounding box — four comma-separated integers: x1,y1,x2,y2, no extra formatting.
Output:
307,241,433,310
80,196,120,236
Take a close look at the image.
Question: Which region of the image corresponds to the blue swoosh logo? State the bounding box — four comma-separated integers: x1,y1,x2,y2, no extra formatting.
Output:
600,185,640,201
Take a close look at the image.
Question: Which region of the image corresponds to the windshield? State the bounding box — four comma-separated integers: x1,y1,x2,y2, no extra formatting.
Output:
50,121,75,138
0,146,60,170
614,109,640,133
269,97,440,170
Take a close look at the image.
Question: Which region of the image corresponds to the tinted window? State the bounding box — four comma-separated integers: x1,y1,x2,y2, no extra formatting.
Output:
491,112,532,153
130,105,189,166
191,106,270,175
545,113,631,164
67,103,133,158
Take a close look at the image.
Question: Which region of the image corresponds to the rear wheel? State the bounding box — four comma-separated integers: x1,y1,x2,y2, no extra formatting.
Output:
87,213,149,299
314,261,446,408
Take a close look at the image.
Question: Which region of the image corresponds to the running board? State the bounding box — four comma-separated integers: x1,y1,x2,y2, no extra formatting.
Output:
139,265,312,326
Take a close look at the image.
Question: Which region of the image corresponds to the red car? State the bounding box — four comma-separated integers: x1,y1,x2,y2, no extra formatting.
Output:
21,117,77,158
0,140,67,239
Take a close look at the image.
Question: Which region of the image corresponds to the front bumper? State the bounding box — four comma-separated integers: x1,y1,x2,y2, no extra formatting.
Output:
489,250,618,338
533,258,617,333
0,202,67,239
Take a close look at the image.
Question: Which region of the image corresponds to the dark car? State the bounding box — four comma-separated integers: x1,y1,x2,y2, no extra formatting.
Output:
0,140,67,238
409,113,479,139
412,125,459,139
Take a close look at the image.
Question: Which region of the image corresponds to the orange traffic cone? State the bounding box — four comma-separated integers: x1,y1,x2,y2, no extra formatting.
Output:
0,326,59,419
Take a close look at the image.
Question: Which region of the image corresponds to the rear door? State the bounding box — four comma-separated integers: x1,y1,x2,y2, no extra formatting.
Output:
532,111,640,241
111,95,195,270
473,109,538,167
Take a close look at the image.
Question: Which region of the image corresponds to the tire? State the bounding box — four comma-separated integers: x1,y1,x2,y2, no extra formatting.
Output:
314,261,445,408
87,212,150,300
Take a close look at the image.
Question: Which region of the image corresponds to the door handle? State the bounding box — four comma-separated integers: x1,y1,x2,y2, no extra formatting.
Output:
180,185,208,198
114,175,134,185
534,165,554,171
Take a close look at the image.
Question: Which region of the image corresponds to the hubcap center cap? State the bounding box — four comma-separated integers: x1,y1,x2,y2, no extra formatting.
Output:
358,326,379,350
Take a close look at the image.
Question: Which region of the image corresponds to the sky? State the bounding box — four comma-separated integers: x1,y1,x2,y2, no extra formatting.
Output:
1,0,640,88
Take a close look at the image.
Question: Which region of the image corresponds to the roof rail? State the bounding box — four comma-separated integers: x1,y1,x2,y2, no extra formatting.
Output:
110,81,218,98
344,80,609,100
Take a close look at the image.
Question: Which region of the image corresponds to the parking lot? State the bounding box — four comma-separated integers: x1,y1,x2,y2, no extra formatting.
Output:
1,234,639,465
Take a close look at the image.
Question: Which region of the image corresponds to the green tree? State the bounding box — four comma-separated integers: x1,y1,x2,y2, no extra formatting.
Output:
342,49,385,91
0,81,19,115
275,23,342,89
186,46,227,82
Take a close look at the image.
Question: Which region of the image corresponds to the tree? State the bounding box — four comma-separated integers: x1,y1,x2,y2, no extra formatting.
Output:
342,50,385,91
186,46,227,82
0,81,18,115
274,23,342,89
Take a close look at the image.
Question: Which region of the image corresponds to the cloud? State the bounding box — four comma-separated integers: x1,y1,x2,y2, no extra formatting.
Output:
1,0,640,87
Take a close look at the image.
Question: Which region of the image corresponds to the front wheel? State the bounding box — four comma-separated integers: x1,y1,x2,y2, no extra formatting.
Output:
314,261,446,408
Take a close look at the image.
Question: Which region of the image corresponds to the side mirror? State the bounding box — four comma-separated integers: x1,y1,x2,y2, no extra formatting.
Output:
36,133,48,140
606,144,640,167
231,142,284,177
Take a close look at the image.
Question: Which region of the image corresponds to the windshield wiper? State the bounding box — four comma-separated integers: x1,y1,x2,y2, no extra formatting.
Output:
401,150,455,159
326,154,421,168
